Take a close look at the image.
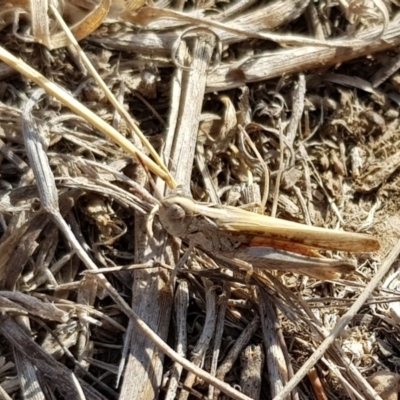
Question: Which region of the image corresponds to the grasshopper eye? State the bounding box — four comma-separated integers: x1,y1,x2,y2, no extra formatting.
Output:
166,204,186,220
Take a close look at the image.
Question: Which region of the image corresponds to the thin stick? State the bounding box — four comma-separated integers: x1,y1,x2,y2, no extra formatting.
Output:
179,280,217,400
165,280,189,400
133,7,366,48
208,282,230,400
271,120,284,218
286,74,306,149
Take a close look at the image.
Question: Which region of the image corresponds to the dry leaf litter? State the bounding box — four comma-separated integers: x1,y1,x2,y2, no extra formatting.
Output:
0,1,399,400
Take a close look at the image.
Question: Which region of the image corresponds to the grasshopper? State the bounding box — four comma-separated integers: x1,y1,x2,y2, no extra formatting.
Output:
158,195,380,280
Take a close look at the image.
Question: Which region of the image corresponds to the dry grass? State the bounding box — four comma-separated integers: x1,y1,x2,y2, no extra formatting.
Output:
0,1,400,400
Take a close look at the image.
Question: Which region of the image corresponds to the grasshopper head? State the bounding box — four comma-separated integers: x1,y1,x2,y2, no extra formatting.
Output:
158,196,197,238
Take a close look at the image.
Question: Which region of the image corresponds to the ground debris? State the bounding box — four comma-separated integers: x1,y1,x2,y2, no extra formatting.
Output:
0,1,399,400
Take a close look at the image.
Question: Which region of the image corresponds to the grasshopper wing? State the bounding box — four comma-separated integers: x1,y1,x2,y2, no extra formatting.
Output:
194,202,380,253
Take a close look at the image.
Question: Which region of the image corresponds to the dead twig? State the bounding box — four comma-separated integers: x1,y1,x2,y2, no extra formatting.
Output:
165,280,189,400
240,344,264,400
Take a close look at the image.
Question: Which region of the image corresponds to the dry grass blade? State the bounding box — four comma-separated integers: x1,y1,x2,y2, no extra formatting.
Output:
258,291,288,398
31,0,111,49
179,279,217,400
208,281,230,399
206,20,400,92
89,0,310,57
164,27,217,192
0,291,67,322
49,3,174,184
0,45,174,186
30,0,50,47
0,316,86,399
129,7,366,48
165,280,189,400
